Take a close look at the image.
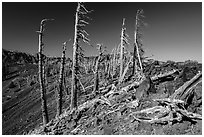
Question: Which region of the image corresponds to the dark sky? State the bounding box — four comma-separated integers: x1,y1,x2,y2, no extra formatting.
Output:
2,2,202,62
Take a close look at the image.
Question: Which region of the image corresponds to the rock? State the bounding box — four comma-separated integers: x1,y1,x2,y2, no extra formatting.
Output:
29,80,36,86
103,126,113,135
9,81,18,88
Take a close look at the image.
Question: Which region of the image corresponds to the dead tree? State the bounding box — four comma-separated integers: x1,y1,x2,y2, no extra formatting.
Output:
170,71,202,100
119,18,129,82
112,47,117,76
109,47,117,78
71,2,91,109
93,44,104,93
129,72,202,124
119,19,125,79
119,55,133,83
107,55,111,78
57,42,67,116
37,18,53,125
132,9,145,75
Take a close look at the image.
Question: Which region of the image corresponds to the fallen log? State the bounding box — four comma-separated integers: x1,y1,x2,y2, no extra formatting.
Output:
175,108,202,120
105,73,146,99
130,105,168,115
78,96,111,113
129,97,202,124
128,72,202,125
170,71,202,100
151,69,179,82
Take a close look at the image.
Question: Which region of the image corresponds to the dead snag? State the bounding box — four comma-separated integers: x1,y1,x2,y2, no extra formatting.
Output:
132,42,137,76
37,18,54,125
109,48,114,78
71,2,91,109
107,57,111,78
57,42,67,116
119,56,133,83
93,44,104,93
112,47,117,77
133,9,145,73
119,18,129,82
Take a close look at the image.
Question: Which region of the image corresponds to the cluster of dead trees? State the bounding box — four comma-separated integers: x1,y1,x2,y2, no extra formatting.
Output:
36,2,201,129
37,2,147,126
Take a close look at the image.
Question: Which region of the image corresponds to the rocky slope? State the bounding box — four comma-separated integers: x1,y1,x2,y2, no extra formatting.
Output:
2,49,202,135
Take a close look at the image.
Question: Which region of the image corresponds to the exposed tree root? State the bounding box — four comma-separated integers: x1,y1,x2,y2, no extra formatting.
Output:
127,72,202,125
129,101,201,124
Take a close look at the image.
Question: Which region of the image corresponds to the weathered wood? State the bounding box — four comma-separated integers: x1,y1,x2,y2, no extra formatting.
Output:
105,73,146,99
170,72,202,100
135,10,143,72
127,72,202,125
119,56,133,83
112,47,117,76
132,43,137,76
71,3,80,109
37,19,53,125
130,96,202,124
57,42,67,116
78,96,111,113
71,2,91,109
94,44,103,93
119,18,125,80
151,69,179,82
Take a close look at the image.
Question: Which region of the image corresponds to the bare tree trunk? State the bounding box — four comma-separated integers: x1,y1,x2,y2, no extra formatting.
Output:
94,44,103,93
112,47,117,76
93,57,100,92
132,43,137,76
71,3,81,109
38,19,50,125
57,42,67,116
71,4,79,109
119,56,133,83
107,60,111,78
119,18,125,79
135,10,143,72
43,59,48,87
136,41,143,72
71,2,91,109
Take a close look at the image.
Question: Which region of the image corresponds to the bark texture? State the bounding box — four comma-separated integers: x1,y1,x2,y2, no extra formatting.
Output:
57,42,67,116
